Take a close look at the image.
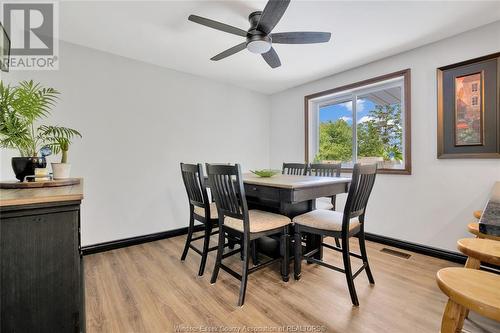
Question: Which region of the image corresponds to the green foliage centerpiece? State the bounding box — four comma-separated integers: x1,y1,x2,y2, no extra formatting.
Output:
250,169,280,178
0,80,82,181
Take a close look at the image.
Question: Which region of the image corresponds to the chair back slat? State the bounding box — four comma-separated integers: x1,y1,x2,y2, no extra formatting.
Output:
309,163,341,177
282,163,308,176
180,163,208,209
207,164,249,230
343,164,377,224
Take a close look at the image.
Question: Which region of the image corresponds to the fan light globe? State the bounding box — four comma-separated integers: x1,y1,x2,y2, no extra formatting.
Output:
247,40,272,54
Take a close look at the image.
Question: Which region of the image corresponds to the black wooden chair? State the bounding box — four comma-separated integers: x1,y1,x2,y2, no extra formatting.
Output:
309,163,343,247
207,164,291,306
293,163,377,306
282,162,308,175
308,163,342,210
180,163,223,276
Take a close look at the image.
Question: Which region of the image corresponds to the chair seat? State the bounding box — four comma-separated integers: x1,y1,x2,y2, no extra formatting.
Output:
467,222,500,241
473,210,482,219
224,210,291,233
293,209,360,232
457,238,500,266
193,202,218,219
436,267,500,322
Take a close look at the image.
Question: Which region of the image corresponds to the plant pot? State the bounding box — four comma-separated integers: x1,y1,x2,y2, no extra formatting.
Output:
11,157,47,182
52,163,71,179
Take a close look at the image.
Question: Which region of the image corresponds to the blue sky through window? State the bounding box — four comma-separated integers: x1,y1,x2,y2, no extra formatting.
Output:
319,98,376,124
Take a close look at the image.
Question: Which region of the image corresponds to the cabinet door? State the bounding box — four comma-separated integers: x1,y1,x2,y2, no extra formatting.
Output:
1,208,81,332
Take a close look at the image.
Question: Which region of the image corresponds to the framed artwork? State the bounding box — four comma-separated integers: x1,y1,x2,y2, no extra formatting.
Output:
437,53,500,158
454,72,483,146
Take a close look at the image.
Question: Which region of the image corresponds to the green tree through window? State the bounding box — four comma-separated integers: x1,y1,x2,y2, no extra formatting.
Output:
316,104,403,163
316,119,352,162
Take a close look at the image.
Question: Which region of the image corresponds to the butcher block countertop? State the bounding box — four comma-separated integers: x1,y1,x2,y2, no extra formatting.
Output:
0,179,83,207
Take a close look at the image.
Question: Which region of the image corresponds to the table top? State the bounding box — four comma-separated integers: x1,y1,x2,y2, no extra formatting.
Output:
479,181,500,236
242,173,351,190
0,179,84,207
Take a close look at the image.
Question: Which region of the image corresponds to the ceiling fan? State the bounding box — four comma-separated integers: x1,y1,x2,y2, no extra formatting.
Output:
188,0,331,69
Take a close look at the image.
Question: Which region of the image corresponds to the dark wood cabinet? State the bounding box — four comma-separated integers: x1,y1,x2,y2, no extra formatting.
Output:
1,192,84,332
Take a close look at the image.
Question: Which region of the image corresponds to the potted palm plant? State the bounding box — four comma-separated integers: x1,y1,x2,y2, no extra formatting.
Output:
0,80,81,181
40,125,81,179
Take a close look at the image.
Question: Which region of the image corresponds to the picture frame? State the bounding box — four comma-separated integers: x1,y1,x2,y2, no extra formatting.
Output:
0,22,10,72
437,52,500,158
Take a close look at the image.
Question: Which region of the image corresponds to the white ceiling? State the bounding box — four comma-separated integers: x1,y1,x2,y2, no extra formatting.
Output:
59,1,500,94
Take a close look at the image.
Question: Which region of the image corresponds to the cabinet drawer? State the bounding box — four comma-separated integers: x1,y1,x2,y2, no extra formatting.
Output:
244,184,280,201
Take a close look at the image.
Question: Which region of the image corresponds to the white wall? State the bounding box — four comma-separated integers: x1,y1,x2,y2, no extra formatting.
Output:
1,41,271,246
269,21,500,252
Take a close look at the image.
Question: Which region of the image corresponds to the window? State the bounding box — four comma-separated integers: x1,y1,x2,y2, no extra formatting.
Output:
471,83,478,92
305,69,411,174
471,96,478,106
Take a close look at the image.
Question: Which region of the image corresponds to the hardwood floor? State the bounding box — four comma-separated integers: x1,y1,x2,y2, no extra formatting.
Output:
84,233,499,333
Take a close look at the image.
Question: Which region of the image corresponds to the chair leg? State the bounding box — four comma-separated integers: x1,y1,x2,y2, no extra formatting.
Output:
294,228,302,280
281,228,290,282
342,236,359,306
240,238,244,260
181,212,194,261
334,237,341,248
330,198,340,247
358,231,374,284
198,224,212,276
464,257,481,269
251,240,259,265
238,237,250,306
461,257,480,320
440,299,464,333
210,227,225,284
309,234,323,260
456,307,468,333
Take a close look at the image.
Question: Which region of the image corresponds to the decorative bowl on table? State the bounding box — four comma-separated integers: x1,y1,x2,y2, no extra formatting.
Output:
250,169,281,178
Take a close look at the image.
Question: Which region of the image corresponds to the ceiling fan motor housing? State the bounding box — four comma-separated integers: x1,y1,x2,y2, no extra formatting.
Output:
246,11,272,54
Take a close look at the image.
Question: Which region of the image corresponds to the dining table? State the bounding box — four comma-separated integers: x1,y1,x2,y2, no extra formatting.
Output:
208,172,352,260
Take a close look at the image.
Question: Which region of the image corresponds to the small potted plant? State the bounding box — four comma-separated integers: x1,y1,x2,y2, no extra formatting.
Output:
0,81,58,180
40,125,82,179
0,80,81,181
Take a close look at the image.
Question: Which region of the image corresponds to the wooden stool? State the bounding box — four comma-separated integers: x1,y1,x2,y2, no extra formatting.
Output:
473,210,482,219
467,222,500,241
436,267,500,333
456,238,500,322
457,238,500,268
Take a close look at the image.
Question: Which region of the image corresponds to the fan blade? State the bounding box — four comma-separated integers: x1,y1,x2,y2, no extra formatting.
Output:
262,47,281,68
188,15,247,37
211,42,247,61
256,0,291,34
271,32,331,44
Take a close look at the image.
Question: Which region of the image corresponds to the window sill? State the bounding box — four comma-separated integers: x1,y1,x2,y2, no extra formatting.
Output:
340,168,411,175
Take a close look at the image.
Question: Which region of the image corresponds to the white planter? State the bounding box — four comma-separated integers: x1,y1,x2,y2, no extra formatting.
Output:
52,163,71,179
